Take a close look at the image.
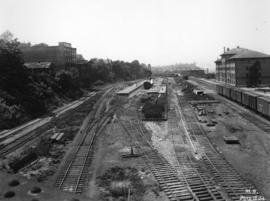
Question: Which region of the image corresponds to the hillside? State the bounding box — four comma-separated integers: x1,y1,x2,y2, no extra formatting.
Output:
0,36,148,130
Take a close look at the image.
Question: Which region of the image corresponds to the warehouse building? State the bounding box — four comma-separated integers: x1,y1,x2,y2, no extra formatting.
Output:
24,62,56,74
215,47,270,87
20,42,77,66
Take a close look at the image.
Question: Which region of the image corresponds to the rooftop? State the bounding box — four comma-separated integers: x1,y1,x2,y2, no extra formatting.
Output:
24,62,54,69
221,47,270,60
215,58,222,63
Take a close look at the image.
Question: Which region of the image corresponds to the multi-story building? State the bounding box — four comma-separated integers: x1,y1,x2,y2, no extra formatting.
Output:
215,47,270,87
21,42,77,66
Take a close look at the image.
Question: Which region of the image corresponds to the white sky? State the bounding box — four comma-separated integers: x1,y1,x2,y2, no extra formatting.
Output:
1,0,270,70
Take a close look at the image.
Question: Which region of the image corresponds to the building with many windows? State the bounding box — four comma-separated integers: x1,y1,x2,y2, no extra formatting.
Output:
215,47,270,87
21,42,78,66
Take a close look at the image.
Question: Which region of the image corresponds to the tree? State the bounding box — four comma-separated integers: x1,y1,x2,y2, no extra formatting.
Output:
0,30,14,42
0,31,47,117
55,70,73,91
0,31,27,96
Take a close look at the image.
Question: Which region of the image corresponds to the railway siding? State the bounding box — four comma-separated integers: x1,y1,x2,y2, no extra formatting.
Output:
191,77,270,133
54,109,114,193
119,119,194,201
175,79,266,201
54,87,117,194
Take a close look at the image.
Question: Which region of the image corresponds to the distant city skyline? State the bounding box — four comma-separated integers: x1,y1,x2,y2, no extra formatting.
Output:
1,0,270,70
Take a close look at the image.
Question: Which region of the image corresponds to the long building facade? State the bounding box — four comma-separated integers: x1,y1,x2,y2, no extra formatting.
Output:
20,42,77,66
215,47,270,87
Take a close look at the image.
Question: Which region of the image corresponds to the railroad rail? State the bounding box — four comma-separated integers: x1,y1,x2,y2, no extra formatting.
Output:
169,109,226,201
0,118,42,142
117,78,266,201
177,89,265,201
190,77,270,133
54,108,114,193
54,87,116,193
120,119,233,201
0,92,99,158
0,92,96,143
119,119,195,201
0,120,52,158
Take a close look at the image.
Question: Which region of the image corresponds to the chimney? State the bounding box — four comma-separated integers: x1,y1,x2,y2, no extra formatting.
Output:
237,46,240,48
227,48,230,51
223,47,226,53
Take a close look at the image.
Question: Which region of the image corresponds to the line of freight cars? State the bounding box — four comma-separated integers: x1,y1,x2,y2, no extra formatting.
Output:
216,84,270,118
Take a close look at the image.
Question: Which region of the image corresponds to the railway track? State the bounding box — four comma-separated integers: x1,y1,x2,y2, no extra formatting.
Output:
118,79,265,201
54,108,115,193
176,92,265,201
190,77,270,133
0,92,100,158
120,119,237,201
54,87,116,193
0,121,52,157
119,119,194,201
169,109,226,201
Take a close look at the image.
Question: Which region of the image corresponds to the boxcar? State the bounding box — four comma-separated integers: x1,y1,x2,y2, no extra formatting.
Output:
156,93,167,105
223,86,231,98
242,91,258,111
249,93,258,111
235,88,243,104
257,96,270,117
216,85,223,95
142,102,164,119
230,88,237,102
242,92,250,107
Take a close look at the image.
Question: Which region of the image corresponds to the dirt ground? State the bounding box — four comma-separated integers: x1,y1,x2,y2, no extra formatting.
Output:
3,78,270,201
198,101,270,199
86,89,169,201
0,172,91,201
187,78,270,199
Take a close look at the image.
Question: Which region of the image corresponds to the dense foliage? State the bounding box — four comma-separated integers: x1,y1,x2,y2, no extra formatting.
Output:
0,34,48,128
0,31,148,129
78,59,150,87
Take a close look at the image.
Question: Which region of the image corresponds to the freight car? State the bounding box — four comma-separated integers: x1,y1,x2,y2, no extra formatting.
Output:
227,87,242,104
142,102,165,119
257,96,270,117
142,92,168,121
216,84,270,119
242,92,258,111
230,88,237,102
216,85,224,95
223,86,231,98
233,88,243,104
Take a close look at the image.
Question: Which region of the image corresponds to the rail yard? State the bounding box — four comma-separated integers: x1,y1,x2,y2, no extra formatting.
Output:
0,77,269,201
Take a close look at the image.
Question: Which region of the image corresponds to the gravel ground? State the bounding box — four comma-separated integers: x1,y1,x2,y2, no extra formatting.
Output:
198,97,270,199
